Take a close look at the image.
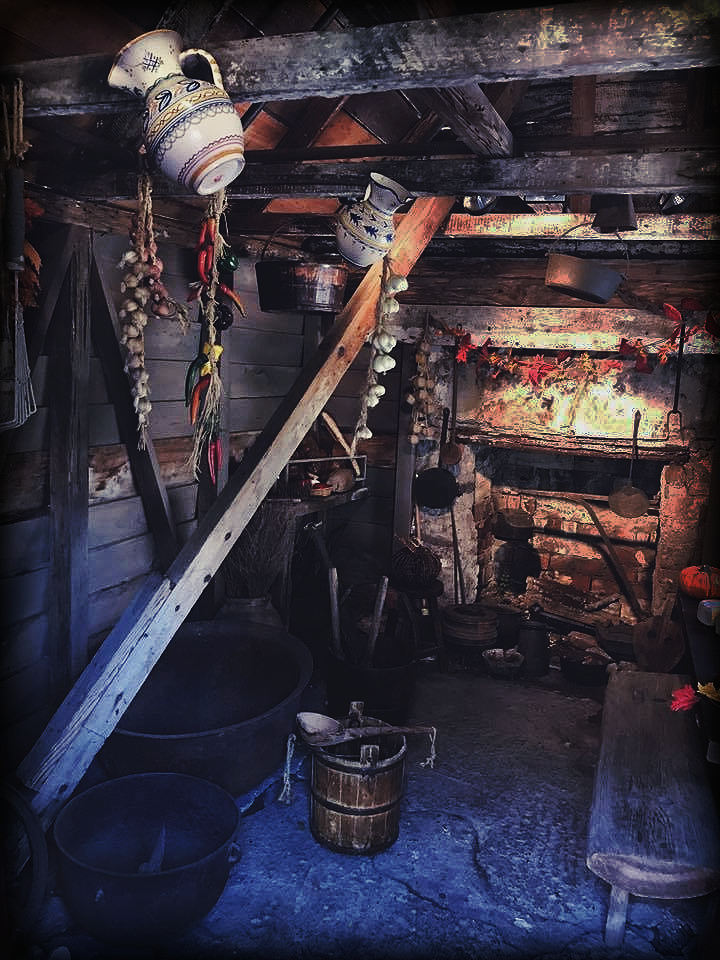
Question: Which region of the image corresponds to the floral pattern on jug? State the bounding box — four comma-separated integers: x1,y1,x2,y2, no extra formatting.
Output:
336,173,413,267
108,30,245,195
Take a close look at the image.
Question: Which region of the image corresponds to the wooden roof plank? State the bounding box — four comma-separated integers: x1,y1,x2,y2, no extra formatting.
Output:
3,4,718,117
15,195,456,828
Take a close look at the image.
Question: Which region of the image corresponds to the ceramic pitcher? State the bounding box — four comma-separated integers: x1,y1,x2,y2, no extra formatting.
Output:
108,30,245,195
336,173,413,267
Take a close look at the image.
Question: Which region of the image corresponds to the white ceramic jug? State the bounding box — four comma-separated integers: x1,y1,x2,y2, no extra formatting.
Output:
108,30,245,195
336,173,413,267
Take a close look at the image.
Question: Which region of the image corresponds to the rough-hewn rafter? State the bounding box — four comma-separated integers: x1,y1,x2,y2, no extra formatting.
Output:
2,3,717,117
26,151,720,201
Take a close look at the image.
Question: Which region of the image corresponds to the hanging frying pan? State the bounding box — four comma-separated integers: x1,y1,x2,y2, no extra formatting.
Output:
608,409,650,518
413,408,459,509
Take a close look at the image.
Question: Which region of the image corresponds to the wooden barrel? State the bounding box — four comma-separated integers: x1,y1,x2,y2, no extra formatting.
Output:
255,260,348,313
441,604,498,672
310,725,406,854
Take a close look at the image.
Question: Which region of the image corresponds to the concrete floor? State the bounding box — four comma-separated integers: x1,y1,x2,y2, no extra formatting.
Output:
16,662,718,960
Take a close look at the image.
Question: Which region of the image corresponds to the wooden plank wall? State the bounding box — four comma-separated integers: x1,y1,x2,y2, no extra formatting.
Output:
0,228,401,767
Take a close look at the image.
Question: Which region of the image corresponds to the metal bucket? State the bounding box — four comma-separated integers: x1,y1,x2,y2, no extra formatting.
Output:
310,719,407,854
254,260,348,313
53,773,239,945
323,652,415,725
517,620,550,677
100,621,313,796
545,253,623,304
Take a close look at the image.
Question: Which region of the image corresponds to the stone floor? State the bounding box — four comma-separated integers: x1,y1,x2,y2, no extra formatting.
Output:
10,662,719,960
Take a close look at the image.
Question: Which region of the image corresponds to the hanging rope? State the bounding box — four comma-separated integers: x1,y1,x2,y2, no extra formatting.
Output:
187,188,227,479
1,79,36,432
278,733,296,804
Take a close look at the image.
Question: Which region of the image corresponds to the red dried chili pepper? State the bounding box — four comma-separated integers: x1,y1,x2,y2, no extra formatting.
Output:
208,436,222,485
197,244,213,285
189,374,211,425
219,282,247,317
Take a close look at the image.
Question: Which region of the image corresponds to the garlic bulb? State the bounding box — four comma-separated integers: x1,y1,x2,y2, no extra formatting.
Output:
385,274,409,295
373,353,396,373
380,296,400,315
373,331,397,353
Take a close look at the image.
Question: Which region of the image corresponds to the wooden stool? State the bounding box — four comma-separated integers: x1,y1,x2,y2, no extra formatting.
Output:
587,669,720,946
391,578,446,668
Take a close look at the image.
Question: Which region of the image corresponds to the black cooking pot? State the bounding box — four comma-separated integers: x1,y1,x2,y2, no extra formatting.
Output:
53,773,239,946
413,408,459,509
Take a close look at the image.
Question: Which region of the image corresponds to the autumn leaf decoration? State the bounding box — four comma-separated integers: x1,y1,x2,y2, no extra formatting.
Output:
670,680,720,712
447,293,717,387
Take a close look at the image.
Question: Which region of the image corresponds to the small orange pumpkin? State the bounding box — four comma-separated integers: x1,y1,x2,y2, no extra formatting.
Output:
679,565,720,599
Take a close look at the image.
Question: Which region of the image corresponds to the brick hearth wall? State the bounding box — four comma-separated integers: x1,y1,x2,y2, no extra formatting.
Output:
490,488,658,620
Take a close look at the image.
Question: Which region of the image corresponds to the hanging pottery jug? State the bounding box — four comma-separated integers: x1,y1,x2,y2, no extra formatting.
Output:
108,30,245,195
336,173,413,267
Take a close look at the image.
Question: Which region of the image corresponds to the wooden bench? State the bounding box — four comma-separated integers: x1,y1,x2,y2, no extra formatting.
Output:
587,669,720,947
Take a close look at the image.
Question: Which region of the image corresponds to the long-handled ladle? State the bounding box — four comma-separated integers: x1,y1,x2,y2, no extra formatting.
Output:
297,712,435,748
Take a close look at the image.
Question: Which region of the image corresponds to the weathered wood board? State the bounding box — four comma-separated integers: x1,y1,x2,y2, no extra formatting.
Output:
5,4,718,115
587,669,720,946
15,196,456,827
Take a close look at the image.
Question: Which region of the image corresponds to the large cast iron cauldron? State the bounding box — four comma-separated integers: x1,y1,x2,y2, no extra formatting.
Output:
53,773,239,946
100,621,313,795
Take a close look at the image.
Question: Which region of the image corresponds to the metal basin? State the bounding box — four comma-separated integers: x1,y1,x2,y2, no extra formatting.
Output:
101,621,313,795
53,773,239,945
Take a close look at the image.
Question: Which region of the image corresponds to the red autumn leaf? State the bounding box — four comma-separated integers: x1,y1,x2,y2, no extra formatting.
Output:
670,684,700,712
474,337,493,367
456,332,474,363
618,337,638,356
635,353,653,374
669,324,684,345
680,297,705,312
662,302,682,323
598,358,624,375
705,310,720,338
524,355,557,387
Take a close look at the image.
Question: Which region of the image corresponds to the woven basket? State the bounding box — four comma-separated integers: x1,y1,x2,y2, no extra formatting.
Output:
391,544,441,587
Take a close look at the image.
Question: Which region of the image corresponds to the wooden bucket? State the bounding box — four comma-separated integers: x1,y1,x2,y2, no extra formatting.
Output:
254,260,348,313
310,724,406,854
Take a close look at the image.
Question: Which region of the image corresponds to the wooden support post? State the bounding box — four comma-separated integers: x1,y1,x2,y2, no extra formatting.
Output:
48,231,91,691
16,196,455,829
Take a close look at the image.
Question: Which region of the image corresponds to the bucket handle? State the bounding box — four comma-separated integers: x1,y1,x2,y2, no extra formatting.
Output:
259,219,304,261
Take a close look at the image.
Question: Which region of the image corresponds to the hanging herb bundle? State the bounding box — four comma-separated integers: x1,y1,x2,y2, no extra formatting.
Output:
118,170,187,449
185,189,246,482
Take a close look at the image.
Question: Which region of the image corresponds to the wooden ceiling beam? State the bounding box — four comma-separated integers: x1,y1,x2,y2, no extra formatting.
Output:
408,83,513,157
3,3,717,117
388,305,717,353
37,150,718,201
